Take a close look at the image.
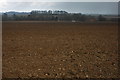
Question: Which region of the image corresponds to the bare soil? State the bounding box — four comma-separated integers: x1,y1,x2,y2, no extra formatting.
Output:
2,21,119,78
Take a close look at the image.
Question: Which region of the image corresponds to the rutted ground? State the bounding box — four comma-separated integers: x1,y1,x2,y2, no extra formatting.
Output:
2,22,118,78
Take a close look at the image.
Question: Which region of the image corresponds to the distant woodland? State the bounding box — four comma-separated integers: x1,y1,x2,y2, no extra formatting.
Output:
2,10,117,22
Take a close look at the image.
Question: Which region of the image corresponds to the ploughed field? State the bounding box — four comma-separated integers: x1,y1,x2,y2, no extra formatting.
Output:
2,22,118,78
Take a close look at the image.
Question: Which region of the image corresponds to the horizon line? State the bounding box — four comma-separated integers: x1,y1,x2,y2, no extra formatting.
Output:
0,10,118,15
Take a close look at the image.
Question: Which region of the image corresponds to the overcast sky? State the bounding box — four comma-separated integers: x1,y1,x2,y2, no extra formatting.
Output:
0,2,118,14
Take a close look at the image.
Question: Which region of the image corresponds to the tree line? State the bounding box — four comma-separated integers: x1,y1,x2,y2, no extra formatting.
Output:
2,10,116,22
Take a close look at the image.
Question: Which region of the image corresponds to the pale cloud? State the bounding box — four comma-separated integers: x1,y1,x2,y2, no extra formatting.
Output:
0,0,7,8
0,2,118,15
0,2,57,12
0,0,119,2
30,2,56,9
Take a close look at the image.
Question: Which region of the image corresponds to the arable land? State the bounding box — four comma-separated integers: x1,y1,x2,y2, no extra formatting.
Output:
2,21,119,78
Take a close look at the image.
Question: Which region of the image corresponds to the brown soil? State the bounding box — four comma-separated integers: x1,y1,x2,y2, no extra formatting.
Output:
2,21,119,78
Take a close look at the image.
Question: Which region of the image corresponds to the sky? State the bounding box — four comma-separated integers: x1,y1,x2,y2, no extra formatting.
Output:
0,1,118,14
0,0,119,2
